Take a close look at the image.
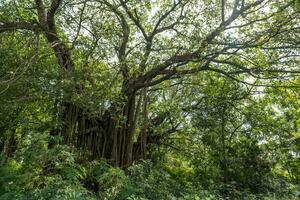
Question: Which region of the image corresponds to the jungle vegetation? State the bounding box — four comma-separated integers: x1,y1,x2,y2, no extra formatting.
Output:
0,0,300,199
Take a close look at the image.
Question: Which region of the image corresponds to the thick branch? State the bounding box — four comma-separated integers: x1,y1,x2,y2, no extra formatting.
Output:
34,0,74,70
131,0,265,90
35,0,47,27
47,0,62,31
0,21,39,33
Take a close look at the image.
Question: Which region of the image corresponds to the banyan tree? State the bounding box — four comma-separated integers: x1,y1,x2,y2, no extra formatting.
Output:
0,0,299,168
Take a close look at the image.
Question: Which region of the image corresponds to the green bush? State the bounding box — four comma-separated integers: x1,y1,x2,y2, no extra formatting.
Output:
0,139,298,200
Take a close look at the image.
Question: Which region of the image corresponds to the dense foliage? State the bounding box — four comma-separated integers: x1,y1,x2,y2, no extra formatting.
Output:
0,0,300,199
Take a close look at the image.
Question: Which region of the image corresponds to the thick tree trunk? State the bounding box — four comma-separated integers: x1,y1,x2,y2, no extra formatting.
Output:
43,41,145,168
33,0,147,168
55,90,146,168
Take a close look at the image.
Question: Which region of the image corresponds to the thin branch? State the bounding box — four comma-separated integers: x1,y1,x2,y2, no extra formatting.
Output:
119,0,148,39
102,0,130,78
72,0,88,47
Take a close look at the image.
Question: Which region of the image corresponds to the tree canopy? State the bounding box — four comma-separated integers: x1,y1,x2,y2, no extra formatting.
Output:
0,0,300,199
